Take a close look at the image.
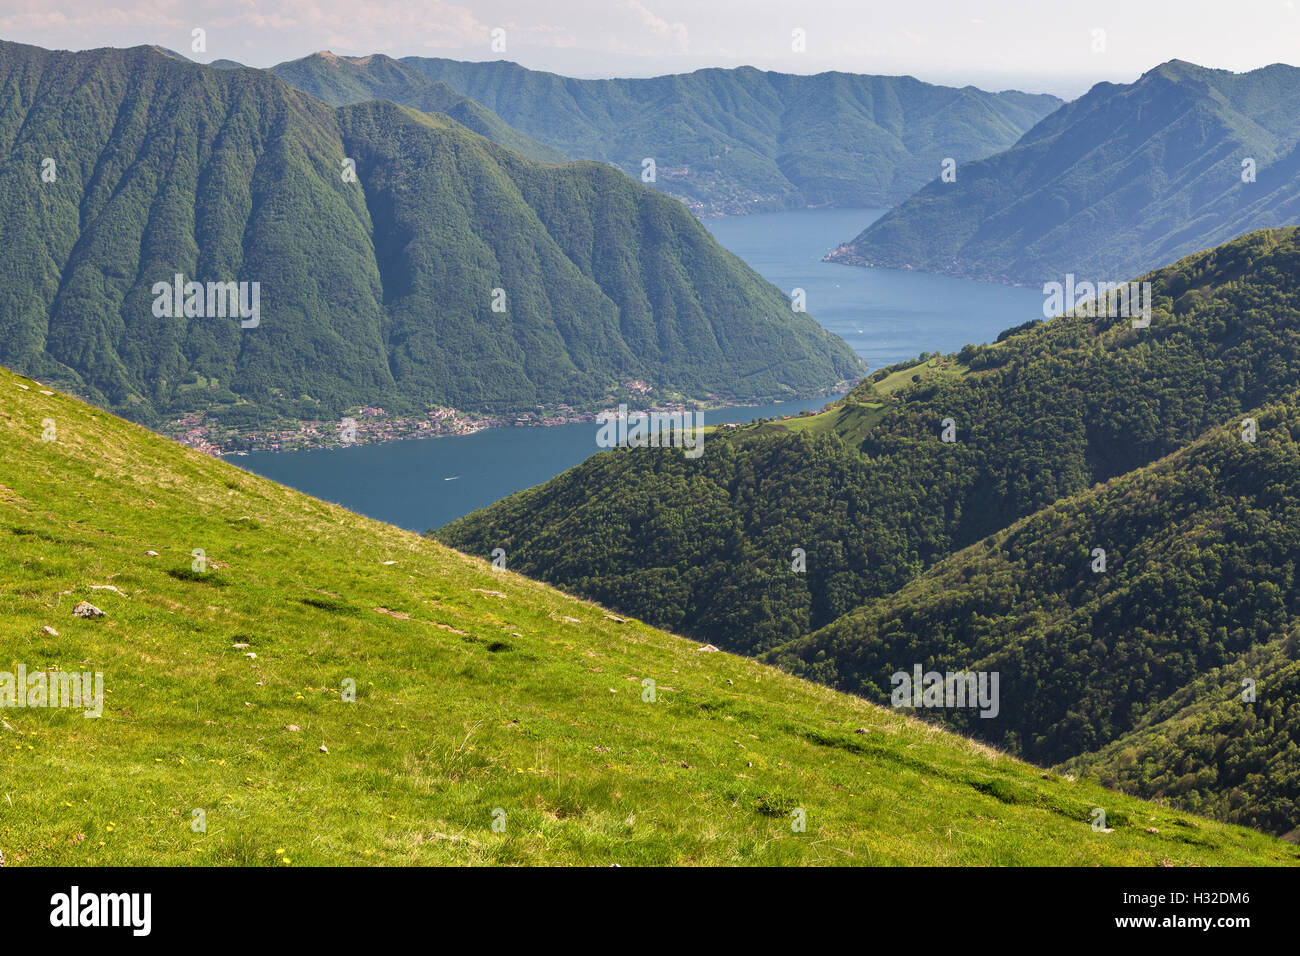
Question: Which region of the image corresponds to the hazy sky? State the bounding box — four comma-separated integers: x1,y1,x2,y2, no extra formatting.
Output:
1,1,1296,97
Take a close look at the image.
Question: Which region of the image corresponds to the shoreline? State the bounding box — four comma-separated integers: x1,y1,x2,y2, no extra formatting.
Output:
172,387,854,458
823,246,1033,288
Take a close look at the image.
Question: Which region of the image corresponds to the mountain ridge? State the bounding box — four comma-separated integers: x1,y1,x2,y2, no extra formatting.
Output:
767,390,1300,834
831,59,1300,284
284,52,1064,216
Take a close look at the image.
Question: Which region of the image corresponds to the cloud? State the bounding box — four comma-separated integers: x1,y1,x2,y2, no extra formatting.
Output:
0,1,580,59
617,0,688,53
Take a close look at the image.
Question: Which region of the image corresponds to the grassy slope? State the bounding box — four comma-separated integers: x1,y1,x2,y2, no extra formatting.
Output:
1,365,1294,866
746,357,970,442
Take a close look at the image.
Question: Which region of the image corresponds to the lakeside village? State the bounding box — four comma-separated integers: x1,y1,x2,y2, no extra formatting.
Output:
167,404,530,456
164,379,838,456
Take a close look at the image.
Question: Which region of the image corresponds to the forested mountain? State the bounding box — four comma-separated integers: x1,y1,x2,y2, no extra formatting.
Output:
276,53,1061,216
1061,637,1300,838
438,228,1300,832
832,61,1300,284
768,394,1300,833
440,228,1300,650
269,51,565,162
0,40,863,431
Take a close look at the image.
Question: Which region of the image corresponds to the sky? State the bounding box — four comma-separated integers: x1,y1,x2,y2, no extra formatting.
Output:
1,0,1297,98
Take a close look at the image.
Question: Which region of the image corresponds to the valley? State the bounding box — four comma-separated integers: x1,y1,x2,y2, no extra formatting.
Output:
440,227,1300,837
223,208,1043,530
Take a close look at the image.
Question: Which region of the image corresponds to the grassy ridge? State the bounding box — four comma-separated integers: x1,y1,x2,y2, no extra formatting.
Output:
1,364,1294,865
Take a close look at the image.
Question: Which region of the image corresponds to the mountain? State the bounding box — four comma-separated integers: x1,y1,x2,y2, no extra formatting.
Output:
9,363,1293,865
437,228,1300,832
767,393,1300,834
1059,639,1300,838
269,52,566,162
830,60,1300,284
289,54,1063,216
439,227,1300,653
0,40,863,438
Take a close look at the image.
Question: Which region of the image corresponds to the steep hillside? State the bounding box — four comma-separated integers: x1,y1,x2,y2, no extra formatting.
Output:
437,228,1300,837
6,364,1293,864
767,395,1300,832
833,61,1300,284
1061,640,1300,838
318,55,1063,216
0,40,863,438
439,228,1300,653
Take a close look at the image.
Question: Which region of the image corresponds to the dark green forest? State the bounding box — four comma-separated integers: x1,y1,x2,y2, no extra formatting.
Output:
1060,640,1300,837
442,228,1300,651
770,395,1300,832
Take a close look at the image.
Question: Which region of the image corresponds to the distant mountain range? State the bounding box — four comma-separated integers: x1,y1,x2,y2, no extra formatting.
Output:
272,51,1062,216
832,60,1300,285
268,51,565,162
0,40,864,433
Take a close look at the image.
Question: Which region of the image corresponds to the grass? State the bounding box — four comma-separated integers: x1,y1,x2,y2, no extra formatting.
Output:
746,400,885,443
743,358,972,444
1,364,1296,866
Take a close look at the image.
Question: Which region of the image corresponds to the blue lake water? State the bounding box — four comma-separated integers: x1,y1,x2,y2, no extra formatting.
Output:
226,208,1044,532
705,208,1043,371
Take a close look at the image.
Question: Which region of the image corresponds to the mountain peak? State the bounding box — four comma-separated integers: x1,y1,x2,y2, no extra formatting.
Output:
1137,58,1217,83
147,45,192,62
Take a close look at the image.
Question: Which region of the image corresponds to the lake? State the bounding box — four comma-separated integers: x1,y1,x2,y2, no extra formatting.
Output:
706,208,1043,372
226,208,1044,532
